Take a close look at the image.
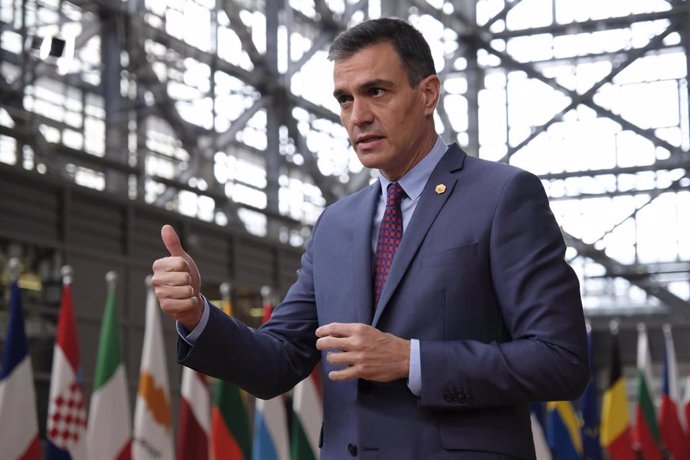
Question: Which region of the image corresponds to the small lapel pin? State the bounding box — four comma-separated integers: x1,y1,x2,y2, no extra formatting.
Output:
435,184,447,194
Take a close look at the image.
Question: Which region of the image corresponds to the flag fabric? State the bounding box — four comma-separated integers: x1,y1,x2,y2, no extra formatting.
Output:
685,371,690,439
0,280,41,460
600,333,635,460
133,285,174,459
252,398,290,460
210,295,251,460
252,296,290,460
46,277,88,460
633,324,663,460
579,330,603,460
211,374,252,460
291,370,322,460
86,277,132,460
177,367,210,460
659,325,690,460
530,403,552,460
545,400,583,460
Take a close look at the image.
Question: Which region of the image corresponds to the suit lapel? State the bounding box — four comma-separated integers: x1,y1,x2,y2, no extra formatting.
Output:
372,145,466,327
351,183,380,324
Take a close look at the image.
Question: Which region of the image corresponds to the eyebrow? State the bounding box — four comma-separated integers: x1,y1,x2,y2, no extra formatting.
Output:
332,78,395,98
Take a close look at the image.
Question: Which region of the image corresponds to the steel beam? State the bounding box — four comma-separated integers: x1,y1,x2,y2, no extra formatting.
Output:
565,232,690,318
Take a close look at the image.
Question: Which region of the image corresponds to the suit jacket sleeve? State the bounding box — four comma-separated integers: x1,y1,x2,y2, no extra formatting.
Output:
177,218,323,400
418,170,588,409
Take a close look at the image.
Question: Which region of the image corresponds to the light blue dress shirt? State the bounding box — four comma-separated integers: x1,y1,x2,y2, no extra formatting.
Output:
372,136,448,395
180,135,449,396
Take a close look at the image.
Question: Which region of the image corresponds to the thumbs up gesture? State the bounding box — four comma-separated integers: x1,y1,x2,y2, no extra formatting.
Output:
151,225,204,330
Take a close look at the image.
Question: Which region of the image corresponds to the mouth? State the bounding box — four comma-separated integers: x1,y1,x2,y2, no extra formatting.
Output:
355,135,385,149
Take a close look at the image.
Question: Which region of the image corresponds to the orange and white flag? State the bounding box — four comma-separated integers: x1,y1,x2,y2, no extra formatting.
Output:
133,278,174,459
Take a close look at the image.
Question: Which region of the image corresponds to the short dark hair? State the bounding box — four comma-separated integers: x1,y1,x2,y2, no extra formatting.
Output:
328,18,436,87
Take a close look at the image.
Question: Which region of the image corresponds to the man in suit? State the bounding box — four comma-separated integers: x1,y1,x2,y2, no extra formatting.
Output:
152,18,588,459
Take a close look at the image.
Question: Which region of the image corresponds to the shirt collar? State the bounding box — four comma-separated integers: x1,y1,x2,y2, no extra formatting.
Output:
378,136,448,201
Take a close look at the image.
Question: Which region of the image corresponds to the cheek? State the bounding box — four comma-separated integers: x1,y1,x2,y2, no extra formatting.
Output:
341,114,354,133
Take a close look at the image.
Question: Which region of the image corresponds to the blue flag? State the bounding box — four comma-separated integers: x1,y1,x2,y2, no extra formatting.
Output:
579,331,603,460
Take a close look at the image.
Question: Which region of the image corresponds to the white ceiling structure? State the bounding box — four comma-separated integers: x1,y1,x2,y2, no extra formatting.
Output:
1,0,689,331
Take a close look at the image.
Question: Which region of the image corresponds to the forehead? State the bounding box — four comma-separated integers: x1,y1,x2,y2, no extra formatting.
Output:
332,41,406,88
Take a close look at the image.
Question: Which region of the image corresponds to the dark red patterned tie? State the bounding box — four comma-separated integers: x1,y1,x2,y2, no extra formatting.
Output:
374,182,405,306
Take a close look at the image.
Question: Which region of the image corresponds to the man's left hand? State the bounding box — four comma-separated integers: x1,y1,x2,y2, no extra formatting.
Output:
315,323,410,382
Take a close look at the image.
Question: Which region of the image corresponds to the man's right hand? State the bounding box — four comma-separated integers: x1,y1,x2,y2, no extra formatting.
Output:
151,224,203,331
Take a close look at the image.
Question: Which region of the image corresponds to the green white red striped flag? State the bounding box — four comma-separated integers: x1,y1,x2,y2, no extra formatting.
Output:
86,272,132,460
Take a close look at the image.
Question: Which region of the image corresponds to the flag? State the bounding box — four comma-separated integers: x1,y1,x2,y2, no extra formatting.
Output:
86,274,132,460
252,398,290,460
210,294,251,460
530,403,552,460
211,374,252,460
177,367,210,460
0,279,41,460
46,274,88,459
291,370,322,460
633,323,663,460
659,325,690,460
133,283,174,459
579,330,602,460
545,400,583,460
685,371,690,440
600,333,635,460
252,294,289,460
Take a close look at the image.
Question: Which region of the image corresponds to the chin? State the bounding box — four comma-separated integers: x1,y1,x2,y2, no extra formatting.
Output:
355,152,377,168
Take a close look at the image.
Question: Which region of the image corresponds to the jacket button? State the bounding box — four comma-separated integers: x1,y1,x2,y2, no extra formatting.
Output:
348,443,358,456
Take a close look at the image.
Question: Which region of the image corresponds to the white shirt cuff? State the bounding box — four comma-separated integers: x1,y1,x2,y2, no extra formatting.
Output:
407,338,421,396
176,296,210,346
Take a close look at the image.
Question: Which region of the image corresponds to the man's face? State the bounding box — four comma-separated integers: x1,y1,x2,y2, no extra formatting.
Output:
333,41,440,181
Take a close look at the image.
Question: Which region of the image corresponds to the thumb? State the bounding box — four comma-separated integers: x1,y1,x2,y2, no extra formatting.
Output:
161,224,186,257
160,224,202,301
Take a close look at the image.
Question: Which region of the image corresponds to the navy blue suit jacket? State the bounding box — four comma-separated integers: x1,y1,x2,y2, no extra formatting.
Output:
179,144,589,459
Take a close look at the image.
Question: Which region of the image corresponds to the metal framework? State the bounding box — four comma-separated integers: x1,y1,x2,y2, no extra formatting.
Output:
1,0,689,330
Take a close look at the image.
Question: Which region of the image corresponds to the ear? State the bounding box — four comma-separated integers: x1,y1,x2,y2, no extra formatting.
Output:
420,75,441,116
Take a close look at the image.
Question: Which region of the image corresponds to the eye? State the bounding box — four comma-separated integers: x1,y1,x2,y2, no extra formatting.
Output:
336,94,352,106
369,87,384,96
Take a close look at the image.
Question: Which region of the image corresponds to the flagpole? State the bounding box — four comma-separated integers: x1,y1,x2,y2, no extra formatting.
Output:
220,282,231,302
9,256,20,282
61,264,73,286
106,270,117,291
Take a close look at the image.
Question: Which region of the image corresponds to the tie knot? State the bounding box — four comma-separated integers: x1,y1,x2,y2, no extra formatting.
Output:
386,182,405,207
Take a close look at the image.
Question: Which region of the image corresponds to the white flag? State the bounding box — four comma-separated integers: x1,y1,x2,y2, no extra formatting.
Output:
133,286,174,459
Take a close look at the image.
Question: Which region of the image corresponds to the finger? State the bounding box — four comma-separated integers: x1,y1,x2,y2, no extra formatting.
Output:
316,336,353,351
161,224,187,257
151,271,192,287
154,284,196,301
158,296,199,316
152,256,190,274
316,322,365,338
326,350,360,367
327,368,359,382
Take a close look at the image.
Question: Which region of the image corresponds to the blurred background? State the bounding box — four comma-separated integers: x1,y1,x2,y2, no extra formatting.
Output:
1,0,689,456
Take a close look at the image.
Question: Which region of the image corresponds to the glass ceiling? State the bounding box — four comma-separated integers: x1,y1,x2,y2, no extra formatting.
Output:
0,0,688,317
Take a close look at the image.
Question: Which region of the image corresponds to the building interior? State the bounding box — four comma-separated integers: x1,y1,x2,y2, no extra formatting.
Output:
1,0,689,448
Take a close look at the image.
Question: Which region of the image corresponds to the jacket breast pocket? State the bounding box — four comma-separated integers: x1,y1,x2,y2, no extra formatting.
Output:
422,242,478,268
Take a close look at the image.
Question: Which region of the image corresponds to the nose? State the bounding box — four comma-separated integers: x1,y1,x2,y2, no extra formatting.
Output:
349,98,373,127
